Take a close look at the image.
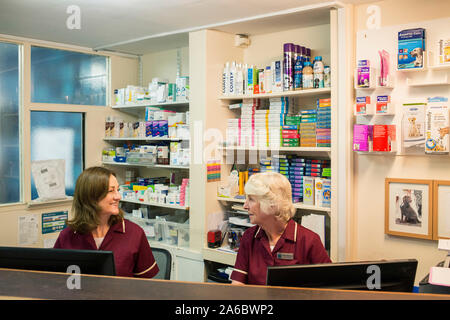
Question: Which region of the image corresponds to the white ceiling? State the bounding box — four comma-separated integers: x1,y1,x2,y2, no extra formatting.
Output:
0,0,371,55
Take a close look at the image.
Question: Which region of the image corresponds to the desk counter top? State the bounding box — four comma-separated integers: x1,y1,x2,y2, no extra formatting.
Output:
1,268,449,300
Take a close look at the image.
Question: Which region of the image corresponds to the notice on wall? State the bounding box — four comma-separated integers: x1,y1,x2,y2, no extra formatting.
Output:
42,211,68,234
43,238,58,249
18,214,39,246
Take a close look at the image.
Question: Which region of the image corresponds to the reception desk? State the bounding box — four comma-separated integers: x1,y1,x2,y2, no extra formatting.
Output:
1,268,450,300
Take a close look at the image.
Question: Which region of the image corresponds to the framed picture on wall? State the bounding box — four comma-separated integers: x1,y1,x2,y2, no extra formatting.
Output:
433,180,450,240
385,178,433,240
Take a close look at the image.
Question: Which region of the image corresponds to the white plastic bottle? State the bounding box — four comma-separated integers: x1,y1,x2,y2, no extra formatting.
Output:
243,63,248,95
313,56,324,88
222,62,229,95
236,63,244,95
229,61,237,95
302,61,314,89
223,62,230,95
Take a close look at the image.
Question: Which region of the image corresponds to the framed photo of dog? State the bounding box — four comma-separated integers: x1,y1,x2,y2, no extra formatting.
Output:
433,180,450,239
385,178,433,240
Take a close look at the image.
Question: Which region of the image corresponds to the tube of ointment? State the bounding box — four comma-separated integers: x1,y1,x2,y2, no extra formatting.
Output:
378,50,390,87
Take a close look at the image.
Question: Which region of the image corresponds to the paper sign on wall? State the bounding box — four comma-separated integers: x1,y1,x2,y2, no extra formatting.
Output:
18,214,39,246
42,211,68,234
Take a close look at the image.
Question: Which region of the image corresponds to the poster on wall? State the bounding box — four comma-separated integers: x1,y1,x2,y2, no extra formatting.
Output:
385,178,433,240
18,214,39,246
41,211,68,234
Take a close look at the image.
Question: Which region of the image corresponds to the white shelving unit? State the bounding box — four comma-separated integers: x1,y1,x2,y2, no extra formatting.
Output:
106,99,193,267
218,87,331,100
104,137,189,142
121,198,189,210
193,3,347,267
217,197,332,213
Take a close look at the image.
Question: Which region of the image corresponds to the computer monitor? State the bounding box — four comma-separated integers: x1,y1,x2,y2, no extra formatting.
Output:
0,246,116,276
266,259,418,292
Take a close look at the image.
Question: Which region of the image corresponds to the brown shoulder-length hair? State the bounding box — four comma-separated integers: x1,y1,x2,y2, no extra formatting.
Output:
67,166,123,234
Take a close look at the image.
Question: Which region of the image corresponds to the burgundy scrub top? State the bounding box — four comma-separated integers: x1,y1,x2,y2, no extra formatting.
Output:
230,219,331,285
54,218,159,278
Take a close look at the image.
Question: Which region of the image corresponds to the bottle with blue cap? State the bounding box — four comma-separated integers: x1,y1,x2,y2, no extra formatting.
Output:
313,56,324,88
302,61,314,89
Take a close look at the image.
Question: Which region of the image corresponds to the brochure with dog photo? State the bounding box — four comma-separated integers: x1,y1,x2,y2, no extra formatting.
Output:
402,102,426,154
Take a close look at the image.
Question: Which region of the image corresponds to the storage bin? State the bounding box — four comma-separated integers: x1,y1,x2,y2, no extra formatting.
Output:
178,223,190,248
142,219,157,241
164,221,179,245
126,152,156,164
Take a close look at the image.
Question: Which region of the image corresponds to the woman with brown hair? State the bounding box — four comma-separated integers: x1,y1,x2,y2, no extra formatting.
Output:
54,166,159,278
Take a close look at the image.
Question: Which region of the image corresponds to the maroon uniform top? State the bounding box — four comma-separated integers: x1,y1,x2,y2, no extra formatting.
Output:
230,219,331,285
54,218,159,278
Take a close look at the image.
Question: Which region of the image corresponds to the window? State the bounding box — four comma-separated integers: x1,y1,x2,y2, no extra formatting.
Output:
30,111,84,200
0,42,20,205
31,46,108,106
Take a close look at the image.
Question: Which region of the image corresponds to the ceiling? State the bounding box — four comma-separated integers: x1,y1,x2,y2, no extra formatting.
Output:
0,0,371,55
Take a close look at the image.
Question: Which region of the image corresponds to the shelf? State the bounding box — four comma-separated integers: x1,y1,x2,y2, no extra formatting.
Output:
112,100,189,109
429,64,450,71
217,197,331,213
202,247,237,266
27,196,73,208
219,146,331,157
102,161,189,170
355,151,397,155
121,198,189,210
104,137,189,142
218,88,331,100
217,197,245,203
406,77,450,87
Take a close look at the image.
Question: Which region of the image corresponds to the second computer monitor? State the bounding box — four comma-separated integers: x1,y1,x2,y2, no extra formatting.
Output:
266,259,418,292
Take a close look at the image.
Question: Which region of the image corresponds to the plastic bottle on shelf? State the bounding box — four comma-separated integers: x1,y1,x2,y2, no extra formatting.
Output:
283,43,295,91
324,66,331,88
236,63,244,95
229,61,237,95
243,63,248,95
313,56,324,88
293,54,303,90
302,61,314,89
222,62,229,95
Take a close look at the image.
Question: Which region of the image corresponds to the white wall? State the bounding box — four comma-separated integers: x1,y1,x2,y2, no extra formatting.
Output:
352,0,450,285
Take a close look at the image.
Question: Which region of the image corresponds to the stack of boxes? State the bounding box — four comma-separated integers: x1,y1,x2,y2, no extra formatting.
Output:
226,119,240,146
255,109,269,147
260,158,274,172
288,156,306,203
316,98,331,147
281,125,299,147
240,99,258,147
300,109,317,147
268,97,289,148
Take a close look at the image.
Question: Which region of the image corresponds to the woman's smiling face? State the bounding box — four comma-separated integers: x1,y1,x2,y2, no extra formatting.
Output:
97,174,121,217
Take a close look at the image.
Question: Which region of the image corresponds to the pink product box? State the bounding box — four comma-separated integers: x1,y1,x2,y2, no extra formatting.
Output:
353,124,373,151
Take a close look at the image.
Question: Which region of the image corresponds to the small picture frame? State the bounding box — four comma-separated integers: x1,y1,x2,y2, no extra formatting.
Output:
385,178,433,239
433,180,450,240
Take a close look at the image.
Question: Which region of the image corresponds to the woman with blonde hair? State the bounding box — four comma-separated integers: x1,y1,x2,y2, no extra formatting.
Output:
230,172,331,285
54,166,159,278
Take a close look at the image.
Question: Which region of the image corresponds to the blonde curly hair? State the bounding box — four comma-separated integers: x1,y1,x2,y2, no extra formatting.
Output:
244,172,295,222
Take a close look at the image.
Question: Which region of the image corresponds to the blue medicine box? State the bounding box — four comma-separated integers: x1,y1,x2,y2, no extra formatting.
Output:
398,28,426,69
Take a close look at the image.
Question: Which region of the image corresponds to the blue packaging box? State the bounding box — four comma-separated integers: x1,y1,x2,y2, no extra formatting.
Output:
398,28,426,69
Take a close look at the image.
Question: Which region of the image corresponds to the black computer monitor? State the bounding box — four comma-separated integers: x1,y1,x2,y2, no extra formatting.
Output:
266,259,418,292
0,246,116,276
